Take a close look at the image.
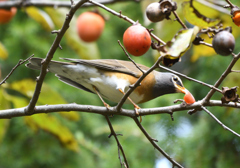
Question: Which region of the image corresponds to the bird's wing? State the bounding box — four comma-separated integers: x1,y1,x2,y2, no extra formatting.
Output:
61,58,150,78
56,75,94,94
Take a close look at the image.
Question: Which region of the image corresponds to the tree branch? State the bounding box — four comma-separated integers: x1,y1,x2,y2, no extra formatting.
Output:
158,64,222,93
88,0,166,45
105,116,129,168
201,106,240,137
203,52,240,102
1,100,240,119
0,0,132,9
25,0,89,114
0,54,34,85
133,117,184,168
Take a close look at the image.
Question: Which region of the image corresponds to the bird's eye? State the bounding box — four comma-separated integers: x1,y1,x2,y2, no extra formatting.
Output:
173,76,178,81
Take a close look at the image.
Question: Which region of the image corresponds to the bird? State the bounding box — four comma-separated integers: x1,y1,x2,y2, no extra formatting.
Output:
26,58,195,111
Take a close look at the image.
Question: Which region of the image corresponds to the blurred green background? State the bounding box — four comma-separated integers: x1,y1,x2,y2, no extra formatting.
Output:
0,0,240,167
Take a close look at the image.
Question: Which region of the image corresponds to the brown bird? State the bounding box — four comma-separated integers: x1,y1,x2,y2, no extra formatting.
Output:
26,58,195,109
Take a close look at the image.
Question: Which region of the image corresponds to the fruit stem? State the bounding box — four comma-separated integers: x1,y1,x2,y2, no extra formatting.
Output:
172,11,187,29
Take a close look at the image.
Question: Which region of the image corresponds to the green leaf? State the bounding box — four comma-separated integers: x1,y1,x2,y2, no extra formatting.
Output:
160,26,199,59
25,7,54,31
44,7,100,60
182,0,220,28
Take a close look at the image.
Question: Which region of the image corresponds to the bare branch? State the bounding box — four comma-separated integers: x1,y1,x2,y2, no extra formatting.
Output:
224,0,235,8
199,41,213,48
204,52,240,102
0,0,133,9
133,117,184,168
25,0,89,114
158,64,222,94
201,106,240,137
88,0,166,45
115,56,163,111
0,54,34,85
172,11,187,29
105,116,129,168
2,100,240,119
231,70,240,73
117,40,145,74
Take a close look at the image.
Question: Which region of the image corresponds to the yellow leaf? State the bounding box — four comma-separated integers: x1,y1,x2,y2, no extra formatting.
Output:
0,42,8,60
25,7,54,31
7,79,80,121
160,26,199,60
0,88,10,144
25,114,79,152
182,1,220,28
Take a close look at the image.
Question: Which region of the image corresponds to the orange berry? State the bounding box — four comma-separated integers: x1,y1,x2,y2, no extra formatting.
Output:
0,5,17,24
233,11,240,27
76,12,105,42
123,24,151,56
183,90,195,104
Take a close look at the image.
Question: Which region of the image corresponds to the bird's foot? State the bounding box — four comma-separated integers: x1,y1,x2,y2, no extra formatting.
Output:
134,105,142,123
103,102,111,110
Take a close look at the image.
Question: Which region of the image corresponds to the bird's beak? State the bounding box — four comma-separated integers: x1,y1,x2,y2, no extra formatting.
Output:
175,84,188,94
175,84,196,104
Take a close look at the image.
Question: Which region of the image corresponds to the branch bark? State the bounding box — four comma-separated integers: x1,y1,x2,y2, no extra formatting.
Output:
25,0,89,114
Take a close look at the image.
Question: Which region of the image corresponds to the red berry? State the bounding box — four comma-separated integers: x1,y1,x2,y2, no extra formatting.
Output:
123,25,151,56
76,12,105,42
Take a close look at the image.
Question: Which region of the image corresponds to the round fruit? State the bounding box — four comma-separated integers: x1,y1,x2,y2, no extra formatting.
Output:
212,30,235,56
232,11,240,27
123,25,151,56
76,12,105,42
183,90,195,104
0,0,17,24
146,2,165,22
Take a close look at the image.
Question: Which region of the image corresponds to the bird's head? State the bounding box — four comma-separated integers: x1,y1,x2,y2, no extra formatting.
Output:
153,72,195,104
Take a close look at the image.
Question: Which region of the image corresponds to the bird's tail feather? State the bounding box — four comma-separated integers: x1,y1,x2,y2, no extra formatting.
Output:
26,57,73,74
25,58,43,70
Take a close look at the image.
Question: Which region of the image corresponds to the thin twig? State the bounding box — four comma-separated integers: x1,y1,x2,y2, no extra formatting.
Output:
133,117,184,168
117,40,145,74
201,106,240,137
172,11,187,29
105,116,129,168
25,0,89,115
158,65,222,94
88,0,166,46
204,52,240,102
231,70,240,73
0,54,34,85
115,56,163,112
199,41,213,48
0,0,132,9
224,0,235,8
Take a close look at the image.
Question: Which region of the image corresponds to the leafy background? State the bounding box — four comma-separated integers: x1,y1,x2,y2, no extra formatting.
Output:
0,0,240,167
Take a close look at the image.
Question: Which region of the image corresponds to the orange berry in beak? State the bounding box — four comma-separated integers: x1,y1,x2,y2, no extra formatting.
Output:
183,90,195,104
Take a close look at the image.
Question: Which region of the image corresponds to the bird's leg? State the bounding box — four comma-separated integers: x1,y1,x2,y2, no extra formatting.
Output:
118,89,142,122
92,85,110,110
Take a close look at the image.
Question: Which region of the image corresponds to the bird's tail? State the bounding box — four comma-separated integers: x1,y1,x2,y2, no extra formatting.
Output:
26,57,73,74
25,57,43,70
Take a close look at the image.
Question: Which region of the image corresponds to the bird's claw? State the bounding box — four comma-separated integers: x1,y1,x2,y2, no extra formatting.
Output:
134,105,142,123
